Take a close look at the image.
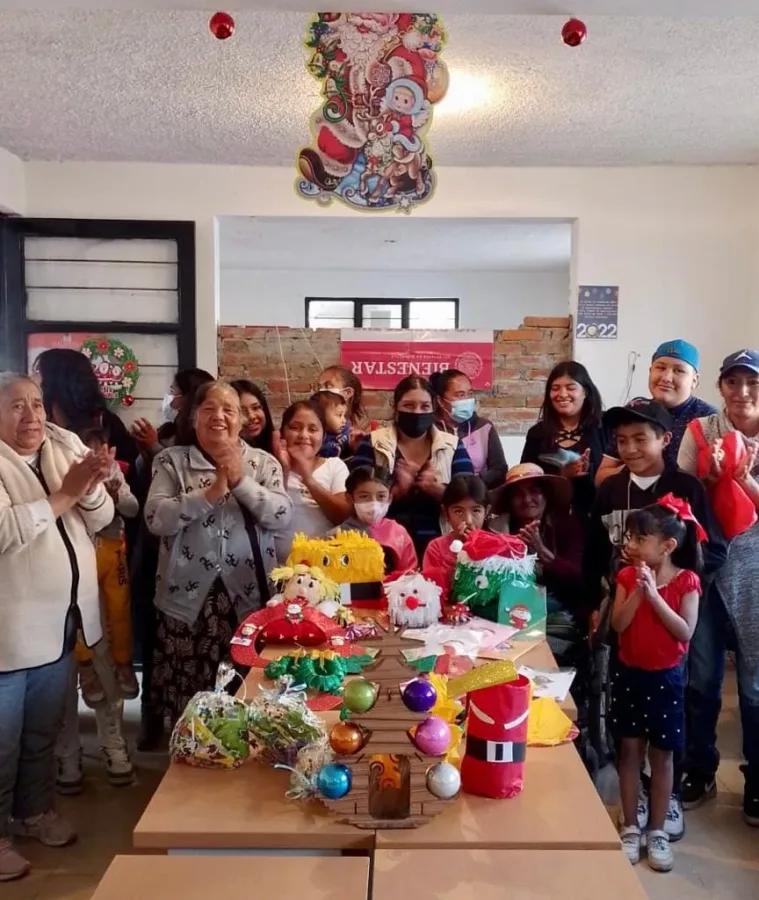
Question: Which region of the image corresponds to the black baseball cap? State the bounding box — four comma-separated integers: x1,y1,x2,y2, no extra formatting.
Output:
603,398,673,432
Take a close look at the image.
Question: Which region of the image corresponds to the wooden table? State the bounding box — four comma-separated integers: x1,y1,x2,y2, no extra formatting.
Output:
134,639,586,854
91,855,369,900
375,742,619,851
373,849,646,900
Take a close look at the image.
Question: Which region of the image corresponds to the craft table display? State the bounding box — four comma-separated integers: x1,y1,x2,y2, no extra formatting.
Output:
373,850,648,900
90,855,369,900
133,639,604,854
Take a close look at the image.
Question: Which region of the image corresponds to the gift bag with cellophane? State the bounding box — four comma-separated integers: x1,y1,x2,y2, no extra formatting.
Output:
461,674,532,799
498,579,547,640
692,426,757,539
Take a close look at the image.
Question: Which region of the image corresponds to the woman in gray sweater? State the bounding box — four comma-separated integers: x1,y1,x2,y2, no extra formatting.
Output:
145,381,291,724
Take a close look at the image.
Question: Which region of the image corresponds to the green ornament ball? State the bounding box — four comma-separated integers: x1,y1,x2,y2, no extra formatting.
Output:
343,678,377,714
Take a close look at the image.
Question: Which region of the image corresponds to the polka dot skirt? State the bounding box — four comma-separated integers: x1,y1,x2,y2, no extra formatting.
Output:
610,660,686,752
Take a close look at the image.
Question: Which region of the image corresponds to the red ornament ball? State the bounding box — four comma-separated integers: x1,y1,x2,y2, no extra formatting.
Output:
122,394,135,407
209,11,235,40
561,18,587,47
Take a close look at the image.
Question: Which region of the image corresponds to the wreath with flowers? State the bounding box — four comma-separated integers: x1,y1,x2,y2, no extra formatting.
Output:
80,336,140,407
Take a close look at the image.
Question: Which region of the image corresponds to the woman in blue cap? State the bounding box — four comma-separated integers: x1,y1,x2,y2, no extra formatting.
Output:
597,339,716,483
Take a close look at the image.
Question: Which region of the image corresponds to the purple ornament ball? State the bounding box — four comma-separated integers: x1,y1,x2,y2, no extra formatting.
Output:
414,715,451,756
402,678,438,713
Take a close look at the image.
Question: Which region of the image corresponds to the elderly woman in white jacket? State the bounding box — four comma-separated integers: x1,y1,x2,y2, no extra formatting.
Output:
0,373,113,883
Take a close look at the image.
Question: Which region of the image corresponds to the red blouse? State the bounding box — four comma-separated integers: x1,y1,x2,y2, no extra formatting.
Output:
616,566,701,671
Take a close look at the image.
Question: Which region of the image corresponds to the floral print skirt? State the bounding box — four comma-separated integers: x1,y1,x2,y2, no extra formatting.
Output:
151,579,239,725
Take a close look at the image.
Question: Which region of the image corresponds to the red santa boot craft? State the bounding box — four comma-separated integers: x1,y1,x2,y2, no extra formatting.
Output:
460,674,532,799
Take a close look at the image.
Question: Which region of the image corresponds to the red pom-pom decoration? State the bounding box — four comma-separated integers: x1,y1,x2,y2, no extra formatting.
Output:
122,394,135,407
561,18,587,47
209,11,235,40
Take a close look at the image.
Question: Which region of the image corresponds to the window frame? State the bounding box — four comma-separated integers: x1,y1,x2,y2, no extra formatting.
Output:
0,217,196,374
305,297,459,330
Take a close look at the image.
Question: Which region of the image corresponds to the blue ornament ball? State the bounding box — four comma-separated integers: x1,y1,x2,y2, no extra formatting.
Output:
402,678,437,713
317,762,352,800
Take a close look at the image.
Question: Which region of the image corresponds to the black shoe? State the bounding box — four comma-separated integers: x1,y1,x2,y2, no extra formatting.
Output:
681,772,717,810
740,765,759,826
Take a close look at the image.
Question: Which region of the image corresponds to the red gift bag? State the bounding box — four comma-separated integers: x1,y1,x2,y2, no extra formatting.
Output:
689,420,756,540
460,674,531,799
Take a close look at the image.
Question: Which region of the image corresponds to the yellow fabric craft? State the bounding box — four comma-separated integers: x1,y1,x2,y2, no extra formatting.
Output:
446,660,518,698
527,697,576,747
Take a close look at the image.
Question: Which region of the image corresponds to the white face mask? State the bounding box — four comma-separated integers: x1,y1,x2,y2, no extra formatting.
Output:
162,393,178,424
354,500,390,526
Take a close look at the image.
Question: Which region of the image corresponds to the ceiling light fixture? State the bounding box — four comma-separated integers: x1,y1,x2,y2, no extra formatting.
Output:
434,69,495,118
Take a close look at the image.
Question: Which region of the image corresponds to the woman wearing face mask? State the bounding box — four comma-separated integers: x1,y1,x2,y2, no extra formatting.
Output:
431,369,507,489
521,361,607,523
677,350,759,824
351,375,474,558
273,400,352,561
230,380,274,455
336,466,417,574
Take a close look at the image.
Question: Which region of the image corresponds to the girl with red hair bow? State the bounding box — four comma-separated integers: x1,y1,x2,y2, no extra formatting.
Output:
610,495,704,874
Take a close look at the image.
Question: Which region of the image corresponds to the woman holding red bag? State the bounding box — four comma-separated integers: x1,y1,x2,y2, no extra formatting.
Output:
677,349,759,826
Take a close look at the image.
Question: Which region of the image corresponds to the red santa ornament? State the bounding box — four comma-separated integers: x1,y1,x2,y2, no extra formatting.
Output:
460,673,532,799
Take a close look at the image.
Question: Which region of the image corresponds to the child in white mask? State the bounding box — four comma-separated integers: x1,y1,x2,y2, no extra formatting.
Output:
335,466,418,574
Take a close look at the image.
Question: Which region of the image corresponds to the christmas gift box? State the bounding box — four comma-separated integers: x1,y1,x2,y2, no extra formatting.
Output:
460,673,532,799
452,531,539,626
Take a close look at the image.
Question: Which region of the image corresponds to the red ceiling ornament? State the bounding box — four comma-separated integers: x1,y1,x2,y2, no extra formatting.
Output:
209,11,235,40
561,17,587,47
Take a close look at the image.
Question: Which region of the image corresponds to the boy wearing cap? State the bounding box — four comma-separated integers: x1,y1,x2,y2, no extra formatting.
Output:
597,340,716,484
586,398,727,841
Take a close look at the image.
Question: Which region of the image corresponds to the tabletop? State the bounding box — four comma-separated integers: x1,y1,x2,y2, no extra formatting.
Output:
372,849,646,900
91,854,369,900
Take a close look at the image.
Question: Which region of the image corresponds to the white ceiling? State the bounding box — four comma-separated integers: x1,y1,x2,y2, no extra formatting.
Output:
4,10,759,165
218,217,572,273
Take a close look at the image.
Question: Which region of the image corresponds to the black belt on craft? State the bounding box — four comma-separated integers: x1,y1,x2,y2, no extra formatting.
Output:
465,735,527,763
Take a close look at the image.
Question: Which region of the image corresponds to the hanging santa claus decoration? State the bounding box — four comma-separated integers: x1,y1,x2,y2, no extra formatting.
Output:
297,12,448,214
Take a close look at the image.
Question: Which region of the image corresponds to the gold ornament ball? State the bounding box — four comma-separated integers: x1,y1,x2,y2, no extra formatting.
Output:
329,722,364,756
426,61,449,105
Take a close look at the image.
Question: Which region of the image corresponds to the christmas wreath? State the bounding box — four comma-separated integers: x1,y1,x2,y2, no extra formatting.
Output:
80,336,140,407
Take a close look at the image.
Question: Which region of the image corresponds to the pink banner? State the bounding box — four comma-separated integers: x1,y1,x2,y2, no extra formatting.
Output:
340,330,494,391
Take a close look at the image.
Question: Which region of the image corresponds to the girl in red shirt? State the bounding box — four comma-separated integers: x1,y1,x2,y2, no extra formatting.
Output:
611,495,703,874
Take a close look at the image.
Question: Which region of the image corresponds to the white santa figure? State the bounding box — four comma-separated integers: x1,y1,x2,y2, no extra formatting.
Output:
384,571,443,629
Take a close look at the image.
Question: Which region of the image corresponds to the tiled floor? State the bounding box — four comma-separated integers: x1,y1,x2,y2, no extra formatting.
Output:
4,674,758,899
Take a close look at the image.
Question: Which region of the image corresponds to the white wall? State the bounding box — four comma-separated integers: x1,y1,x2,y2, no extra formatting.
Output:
0,147,25,214
219,267,569,328
22,162,759,410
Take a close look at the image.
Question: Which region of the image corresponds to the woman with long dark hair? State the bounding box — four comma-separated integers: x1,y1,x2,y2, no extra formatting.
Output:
521,361,609,521
315,365,369,430
230,379,274,456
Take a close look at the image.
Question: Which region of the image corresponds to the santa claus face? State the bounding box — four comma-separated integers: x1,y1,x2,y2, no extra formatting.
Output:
385,573,442,628
338,13,399,63
509,605,532,630
391,85,416,113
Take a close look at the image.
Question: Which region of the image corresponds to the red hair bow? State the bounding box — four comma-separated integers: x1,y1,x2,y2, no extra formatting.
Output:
656,493,707,543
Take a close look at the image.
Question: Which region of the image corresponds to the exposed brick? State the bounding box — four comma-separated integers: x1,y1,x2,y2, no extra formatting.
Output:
522,316,571,328
218,325,571,435
496,328,542,342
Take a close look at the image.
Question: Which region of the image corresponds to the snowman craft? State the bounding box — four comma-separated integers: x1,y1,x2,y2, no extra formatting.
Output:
384,571,443,628
451,531,545,628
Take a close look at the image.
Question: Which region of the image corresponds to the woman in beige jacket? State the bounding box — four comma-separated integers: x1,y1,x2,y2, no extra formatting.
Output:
0,373,113,882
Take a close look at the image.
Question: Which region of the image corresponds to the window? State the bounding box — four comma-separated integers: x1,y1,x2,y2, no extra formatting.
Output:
305,298,459,330
0,218,196,425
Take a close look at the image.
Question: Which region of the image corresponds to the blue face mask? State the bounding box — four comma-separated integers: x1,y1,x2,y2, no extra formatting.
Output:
450,397,476,423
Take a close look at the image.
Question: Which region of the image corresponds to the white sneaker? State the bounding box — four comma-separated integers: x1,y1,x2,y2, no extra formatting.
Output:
620,825,641,865
56,752,83,796
0,838,30,882
98,705,135,787
664,793,685,842
647,829,673,873
13,810,76,848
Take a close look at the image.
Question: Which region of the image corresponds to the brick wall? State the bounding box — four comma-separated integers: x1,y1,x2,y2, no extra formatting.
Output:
218,316,571,434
